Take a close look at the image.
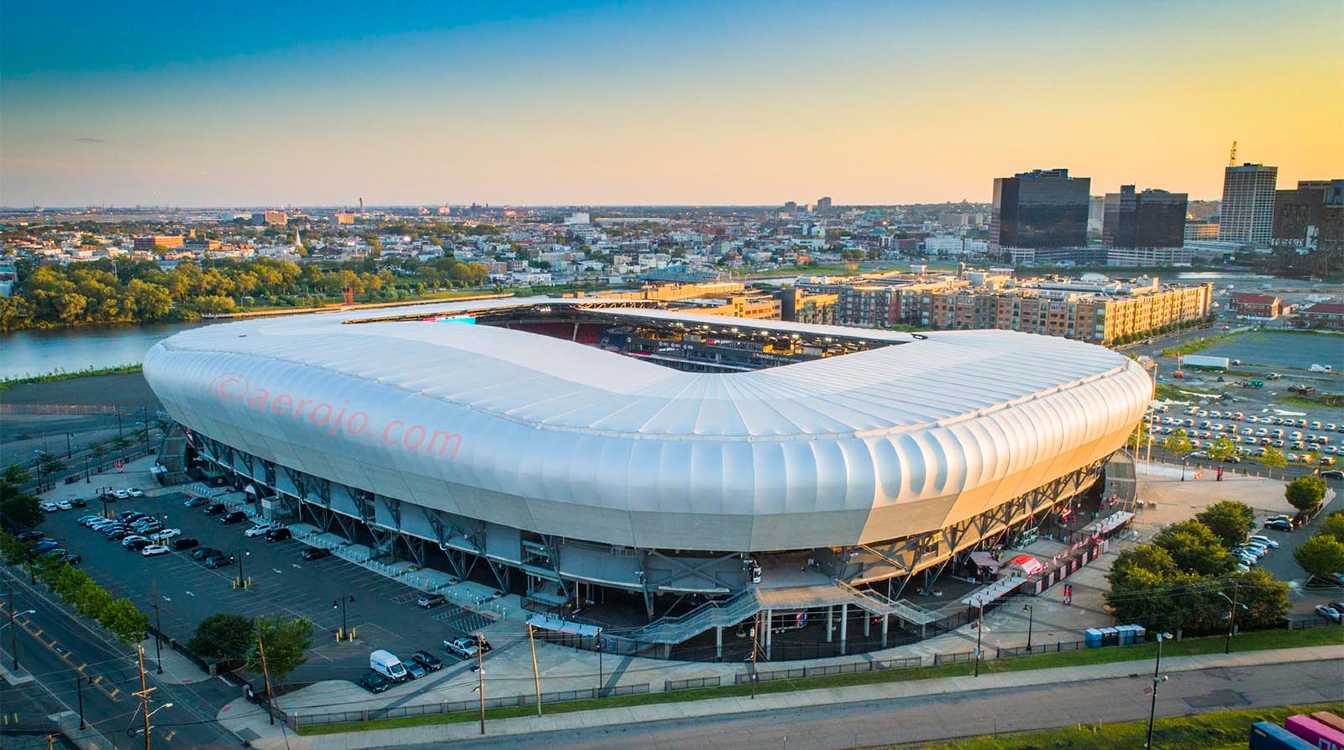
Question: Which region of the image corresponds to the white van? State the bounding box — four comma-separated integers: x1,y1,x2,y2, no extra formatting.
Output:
370,650,409,682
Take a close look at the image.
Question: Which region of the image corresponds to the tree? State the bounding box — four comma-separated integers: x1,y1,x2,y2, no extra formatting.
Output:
1153,520,1236,576
246,617,313,686
1319,512,1344,545
1230,569,1290,629
1163,428,1193,459
1261,446,1287,476
0,477,41,532
1207,436,1239,463
189,613,255,665
1195,501,1255,548
2,465,31,485
98,598,148,643
1293,535,1344,581
1285,475,1327,515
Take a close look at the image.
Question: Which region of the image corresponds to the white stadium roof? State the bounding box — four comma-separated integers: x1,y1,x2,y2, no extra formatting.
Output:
145,298,1151,551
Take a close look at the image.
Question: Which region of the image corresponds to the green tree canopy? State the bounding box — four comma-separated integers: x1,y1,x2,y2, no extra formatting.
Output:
1319,511,1344,545
1261,446,1287,474
188,613,255,665
1285,475,1327,515
1294,534,1344,581
1152,520,1236,576
1163,428,1193,458
1195,500,1255,548
1207,436,1239,463
246,616,314,687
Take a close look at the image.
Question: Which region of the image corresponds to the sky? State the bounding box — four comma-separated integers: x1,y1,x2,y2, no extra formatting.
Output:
2,0,1341,207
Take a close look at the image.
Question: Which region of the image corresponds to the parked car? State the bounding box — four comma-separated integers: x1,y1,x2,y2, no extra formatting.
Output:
16,530,44,542
403,659,427,680
123,537,152,551
221,511,248,525
203,553,235,569
416,593,447,609
1322,470,1344,480
34,539,61,552
127,488,144,498
69,498,87,508
204,503,227,515
55,500,73,511
112,489,129,500
357,671,390,694
1315,605,1342,623
184,496,209,508
151,529,182,542
410,650,443,672
443,637,480,660
141,544,171,557
171,537,199,551
244,522,278,538
1247,535,1280,549
56,551,82,565
78,515,102,526
370,650,409,682
264,527,292,542
301,547,331,561
191,547,221,561
1263,519,1293,531
40,501,60,513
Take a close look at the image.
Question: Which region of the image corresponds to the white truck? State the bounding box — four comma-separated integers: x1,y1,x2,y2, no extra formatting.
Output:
1181,355,1230,371
370,650,409,682
1309,363,1334,373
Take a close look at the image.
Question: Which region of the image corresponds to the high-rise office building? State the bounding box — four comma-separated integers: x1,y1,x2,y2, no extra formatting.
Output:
1102,185,1187,249
1218,163,1277,244
815,196,833,211
990,168,1090,252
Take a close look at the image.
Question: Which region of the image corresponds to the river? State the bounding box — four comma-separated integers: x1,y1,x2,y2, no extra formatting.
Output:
1,322,208,380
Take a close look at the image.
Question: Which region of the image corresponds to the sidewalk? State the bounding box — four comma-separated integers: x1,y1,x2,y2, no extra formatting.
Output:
225,644,1344,750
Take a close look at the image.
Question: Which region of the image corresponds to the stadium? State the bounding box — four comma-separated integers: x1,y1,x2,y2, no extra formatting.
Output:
143,297,1151,660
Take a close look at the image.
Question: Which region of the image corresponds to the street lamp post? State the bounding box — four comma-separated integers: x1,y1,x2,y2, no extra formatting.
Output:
76,675,86,729
333,595,354,641
153,600,163,674
236,549,251,589
1146,632,1172,748
1023,605,1034,653
3,599,37,671
596,636,604,696
973,603,984,677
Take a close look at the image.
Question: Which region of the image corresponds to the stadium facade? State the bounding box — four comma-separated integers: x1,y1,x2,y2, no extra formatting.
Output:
145,298,1150,658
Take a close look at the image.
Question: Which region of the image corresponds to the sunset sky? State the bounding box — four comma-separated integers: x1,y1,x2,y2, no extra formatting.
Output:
2,1,1341,207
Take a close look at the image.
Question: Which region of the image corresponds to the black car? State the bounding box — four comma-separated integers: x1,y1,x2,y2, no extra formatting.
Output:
416,593,447,609
1322,469,1344,480
221,510,247,524
301,547,331,561
58,551,82,565
203,553,235,569
106,529,132,541
357,671,390,693
191,546,221,561
172,537,200,551
204,503,226,515
183,496,209,508
265,527,292,542
69,498,87,508
410,650,443,672
17,530,44,542
124,538,152,552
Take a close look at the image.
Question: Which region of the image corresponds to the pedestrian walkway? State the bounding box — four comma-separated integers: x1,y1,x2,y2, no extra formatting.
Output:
138,636,212,685
224,644,1343,750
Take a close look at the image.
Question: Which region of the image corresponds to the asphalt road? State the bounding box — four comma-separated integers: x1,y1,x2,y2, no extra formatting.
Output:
0,566,239,750
431,658,1344,750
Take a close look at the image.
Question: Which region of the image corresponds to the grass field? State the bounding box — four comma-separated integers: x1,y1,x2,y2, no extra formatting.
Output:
1160,332,1242,358
907,701,1344,749
294,627,1343,735
0,363,142,391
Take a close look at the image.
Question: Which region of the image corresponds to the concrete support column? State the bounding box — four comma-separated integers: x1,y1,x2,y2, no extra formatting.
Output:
864,611,871,638
840,603,849,655
881,614,889,648
826,606,833,642
764,610,773,659
715,626,723,660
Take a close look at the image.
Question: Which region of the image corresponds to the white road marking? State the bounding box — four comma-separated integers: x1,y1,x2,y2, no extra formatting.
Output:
184,591,195,597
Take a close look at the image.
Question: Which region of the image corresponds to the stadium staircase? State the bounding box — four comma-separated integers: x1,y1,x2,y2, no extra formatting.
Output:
155,427,191,485
622,589,762,645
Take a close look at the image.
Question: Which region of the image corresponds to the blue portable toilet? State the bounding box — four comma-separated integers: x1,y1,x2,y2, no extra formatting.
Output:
1084,628,1103,648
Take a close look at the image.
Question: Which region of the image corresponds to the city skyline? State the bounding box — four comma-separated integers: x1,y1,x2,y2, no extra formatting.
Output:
2,0,1341,207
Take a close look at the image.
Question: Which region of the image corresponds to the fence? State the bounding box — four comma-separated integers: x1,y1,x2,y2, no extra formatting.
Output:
665,676,721,692
288,683,650,729
735,655,923,685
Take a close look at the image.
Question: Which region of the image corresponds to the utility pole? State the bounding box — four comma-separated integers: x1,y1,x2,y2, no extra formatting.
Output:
476,634,486,735
1023,604,1034,653
526,624,542,716
1146,633,1171,748
749,611,760,699
133,645,153,750
153,599,164,674
256,625,277,726
1219,584,1244,655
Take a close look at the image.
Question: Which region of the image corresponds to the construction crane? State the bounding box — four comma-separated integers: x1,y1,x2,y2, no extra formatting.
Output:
1228,140,1237,166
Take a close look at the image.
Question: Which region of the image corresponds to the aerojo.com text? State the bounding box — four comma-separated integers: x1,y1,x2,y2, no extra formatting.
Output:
208,373,462,460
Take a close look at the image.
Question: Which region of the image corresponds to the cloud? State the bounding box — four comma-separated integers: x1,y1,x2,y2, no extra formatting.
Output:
74,137,106,143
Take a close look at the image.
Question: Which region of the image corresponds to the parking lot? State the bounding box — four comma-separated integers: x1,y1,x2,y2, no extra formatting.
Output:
33,471,496,687
1147,403,1343,468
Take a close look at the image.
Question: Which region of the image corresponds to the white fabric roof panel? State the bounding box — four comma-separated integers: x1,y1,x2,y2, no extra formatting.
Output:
143,299,1151,551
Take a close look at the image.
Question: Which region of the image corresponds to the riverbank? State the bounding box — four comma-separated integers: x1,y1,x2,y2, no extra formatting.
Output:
0,364,142,392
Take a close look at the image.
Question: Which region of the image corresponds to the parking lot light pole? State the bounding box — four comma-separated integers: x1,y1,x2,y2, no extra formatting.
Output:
76,674,86,729
1216,589,1246,655
333,596,354,641
1023,604,1034,653
475,634,487,735
236,549,250,590
153,600,163,674
973,604,984,677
